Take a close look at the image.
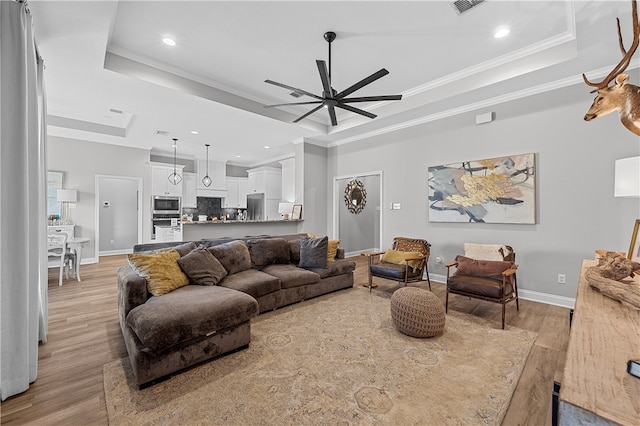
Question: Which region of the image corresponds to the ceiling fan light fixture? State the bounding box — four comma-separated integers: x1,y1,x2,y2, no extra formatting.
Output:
264,31,402,126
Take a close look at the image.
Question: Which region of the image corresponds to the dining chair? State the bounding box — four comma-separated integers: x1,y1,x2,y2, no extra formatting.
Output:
47,233,75,286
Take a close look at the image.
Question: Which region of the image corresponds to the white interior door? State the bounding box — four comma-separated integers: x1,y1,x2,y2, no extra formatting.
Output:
96,175,142,255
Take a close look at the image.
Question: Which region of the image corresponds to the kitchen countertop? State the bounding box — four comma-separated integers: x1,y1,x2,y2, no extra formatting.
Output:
182,219,303,225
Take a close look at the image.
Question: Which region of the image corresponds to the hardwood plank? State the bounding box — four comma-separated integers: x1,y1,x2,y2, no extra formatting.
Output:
1,253,571,425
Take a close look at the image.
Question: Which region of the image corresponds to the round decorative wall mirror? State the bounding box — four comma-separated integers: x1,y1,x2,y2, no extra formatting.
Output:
344,179,367,214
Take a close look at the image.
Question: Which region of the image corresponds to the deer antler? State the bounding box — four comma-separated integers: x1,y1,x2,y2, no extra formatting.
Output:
583,0,639,92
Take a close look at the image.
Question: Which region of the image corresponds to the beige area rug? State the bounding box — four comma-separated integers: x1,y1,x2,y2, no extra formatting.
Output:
104,287,536,425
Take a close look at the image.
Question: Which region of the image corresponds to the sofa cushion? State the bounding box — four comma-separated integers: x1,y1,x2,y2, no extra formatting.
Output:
463,243,511,261
125,285,258,352
327,239,340,262
261,264,321,289
289,240,301,265
207,240,251,275
133,241,197,255
127,249,189,296
219,269,281,299
177,246,228,286
448,274,514,299
307,259,356,279
381,249,422,271
454,255,513,281
299,236,328,269
247,238,290,268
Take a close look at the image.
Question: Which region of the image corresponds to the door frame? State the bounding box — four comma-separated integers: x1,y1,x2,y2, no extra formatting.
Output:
95,174,143,256
332,170,383,256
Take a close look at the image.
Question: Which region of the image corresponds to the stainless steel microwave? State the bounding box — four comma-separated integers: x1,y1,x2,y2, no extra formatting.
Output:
152,195,181,213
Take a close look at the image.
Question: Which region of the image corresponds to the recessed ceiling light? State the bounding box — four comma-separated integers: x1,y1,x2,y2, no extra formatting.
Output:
162,37,176,46
264,145,270,149
494,28,510,39
190,130,199,135
236,155,242,158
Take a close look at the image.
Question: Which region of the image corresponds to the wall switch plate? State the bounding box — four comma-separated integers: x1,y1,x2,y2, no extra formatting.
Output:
558,274,566,284
392,203,401,210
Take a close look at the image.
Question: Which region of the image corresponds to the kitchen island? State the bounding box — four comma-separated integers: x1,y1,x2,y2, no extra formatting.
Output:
182,219,303,240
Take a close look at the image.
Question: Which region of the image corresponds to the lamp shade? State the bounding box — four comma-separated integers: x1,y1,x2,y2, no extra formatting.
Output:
614,156,640,198
57,189,77,202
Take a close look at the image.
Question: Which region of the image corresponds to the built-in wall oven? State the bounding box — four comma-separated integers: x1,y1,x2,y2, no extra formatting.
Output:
151,196,181,239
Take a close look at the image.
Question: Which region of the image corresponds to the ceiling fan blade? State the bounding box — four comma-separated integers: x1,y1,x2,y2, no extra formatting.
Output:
293,104,325,123
335,103,377,119
264,101,323,108
327,105,338,126
316,60,332,95
335,68,389,99
341,95,402,103
264,79,324,101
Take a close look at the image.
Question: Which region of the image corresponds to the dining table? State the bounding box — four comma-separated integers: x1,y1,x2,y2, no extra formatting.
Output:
65,237,90,282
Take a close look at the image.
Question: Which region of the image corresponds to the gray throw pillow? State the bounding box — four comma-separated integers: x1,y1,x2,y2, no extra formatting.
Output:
299,236,328,269
177,247,228,286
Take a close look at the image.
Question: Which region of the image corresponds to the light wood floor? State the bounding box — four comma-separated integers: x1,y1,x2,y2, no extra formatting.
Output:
1,255,570,425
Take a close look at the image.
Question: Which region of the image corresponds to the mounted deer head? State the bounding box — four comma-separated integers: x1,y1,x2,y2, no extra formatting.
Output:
583,0,640,137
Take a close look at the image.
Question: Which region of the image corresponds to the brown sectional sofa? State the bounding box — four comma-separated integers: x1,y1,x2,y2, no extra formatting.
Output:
117,233,355,387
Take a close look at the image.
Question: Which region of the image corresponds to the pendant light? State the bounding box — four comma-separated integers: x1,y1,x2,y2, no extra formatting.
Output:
202,143,212,187
168,138,182,185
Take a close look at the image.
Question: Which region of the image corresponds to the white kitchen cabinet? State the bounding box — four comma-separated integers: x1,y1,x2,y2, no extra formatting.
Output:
151,164,184,197
182,172,197,208
197,159,226,192
279,158,295,203
247,167,282,220
155,226,182,242
224,177,249,209
247,167,281,199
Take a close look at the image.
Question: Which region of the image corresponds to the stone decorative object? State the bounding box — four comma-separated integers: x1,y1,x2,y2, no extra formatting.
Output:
390,287,445,337
585,252,640,310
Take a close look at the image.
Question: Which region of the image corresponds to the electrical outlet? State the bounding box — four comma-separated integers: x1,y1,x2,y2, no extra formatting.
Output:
558,274,566,284
110,239,115,245
435,256,443,265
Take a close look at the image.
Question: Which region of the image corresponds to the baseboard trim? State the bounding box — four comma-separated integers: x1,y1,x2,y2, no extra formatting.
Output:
429,273,575,309
518,289,575,309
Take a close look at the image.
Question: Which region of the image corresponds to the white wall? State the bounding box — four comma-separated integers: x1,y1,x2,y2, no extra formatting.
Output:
47,136,151,262
328,97,640,303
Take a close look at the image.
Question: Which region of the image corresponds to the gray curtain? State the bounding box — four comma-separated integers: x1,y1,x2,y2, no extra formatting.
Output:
1,0,48,400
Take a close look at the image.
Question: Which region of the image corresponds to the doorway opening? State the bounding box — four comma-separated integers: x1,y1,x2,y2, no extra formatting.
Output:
95,175,142,256
333,171,382,257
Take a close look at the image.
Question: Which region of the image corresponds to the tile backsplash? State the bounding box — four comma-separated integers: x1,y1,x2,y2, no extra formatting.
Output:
182,197,240,220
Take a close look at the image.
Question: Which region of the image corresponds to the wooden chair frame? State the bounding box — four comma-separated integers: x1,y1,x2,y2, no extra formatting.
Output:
445,247,519,329
365,237,431,292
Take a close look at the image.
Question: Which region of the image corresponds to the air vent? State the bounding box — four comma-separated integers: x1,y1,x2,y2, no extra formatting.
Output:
452,0,485,14
155,130,170,136
290,91,303,98
109,108,123,114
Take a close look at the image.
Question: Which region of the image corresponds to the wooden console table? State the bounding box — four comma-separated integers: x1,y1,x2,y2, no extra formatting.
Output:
559,259,640,425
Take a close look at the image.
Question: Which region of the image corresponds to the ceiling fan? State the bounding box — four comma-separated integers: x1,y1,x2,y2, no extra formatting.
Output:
264,31,402,126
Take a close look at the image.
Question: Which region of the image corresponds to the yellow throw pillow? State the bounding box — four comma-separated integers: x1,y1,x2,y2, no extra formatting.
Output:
381,250,423,271
127,249,189,296
327,239,341,262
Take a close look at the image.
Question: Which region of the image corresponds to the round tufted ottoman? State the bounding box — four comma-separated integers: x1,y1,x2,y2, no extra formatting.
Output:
390,287,446,337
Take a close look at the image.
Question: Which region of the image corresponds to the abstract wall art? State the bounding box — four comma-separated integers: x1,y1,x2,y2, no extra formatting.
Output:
428,153,536,224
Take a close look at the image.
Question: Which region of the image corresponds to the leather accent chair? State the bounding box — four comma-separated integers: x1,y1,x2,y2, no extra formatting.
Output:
365,237,431,292
445,244,519,329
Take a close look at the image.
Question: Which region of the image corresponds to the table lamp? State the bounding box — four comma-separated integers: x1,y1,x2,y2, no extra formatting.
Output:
57,189,77,224
278,202,293,220
614,156,640,198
